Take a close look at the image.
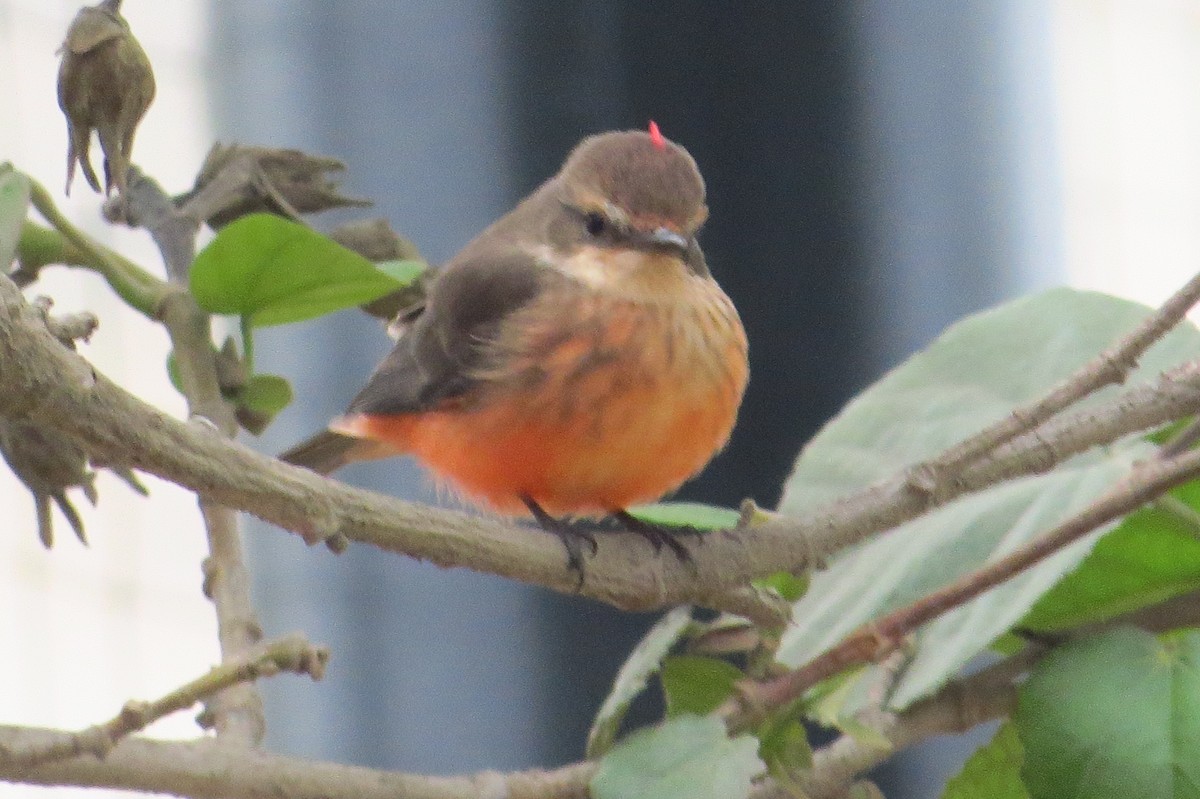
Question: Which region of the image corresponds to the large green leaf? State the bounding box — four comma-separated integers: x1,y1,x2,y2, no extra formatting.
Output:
942,722,1029,799
0,166,31,268
1017,627,1200,798
587,606,693,758
777,289,1200,711
781,288,1200,514
591,715,762,799
190,214,404,326
778,459,1131,709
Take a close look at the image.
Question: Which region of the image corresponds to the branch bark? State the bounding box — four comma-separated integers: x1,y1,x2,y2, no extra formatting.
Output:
907,268,1200,491
730,441,1200,729
115,168,266,744
4,274,1200,616
769,655,1026,799
0,725,593,799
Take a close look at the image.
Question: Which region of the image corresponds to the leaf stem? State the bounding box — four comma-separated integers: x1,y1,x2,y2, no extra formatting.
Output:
240,314,254,375
23,178,166,316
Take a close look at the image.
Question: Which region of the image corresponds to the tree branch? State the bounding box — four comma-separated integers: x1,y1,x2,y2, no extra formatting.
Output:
117,167,266,744
758,654,1027,799
5,275,1200,618
730,441,1200,730
907,269,1200,492
0,725,593,799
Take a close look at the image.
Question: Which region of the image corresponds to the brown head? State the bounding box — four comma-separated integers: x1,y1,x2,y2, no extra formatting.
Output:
543,124,709,276
560,124,707,233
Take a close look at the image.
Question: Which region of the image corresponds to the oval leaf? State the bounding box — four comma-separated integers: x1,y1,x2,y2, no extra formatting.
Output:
781,288,1200,514
660,655,742,717
592,715,763,799
1017,627,1200,798
779,458,1133,710
238,373,294,416
191,214,402,326
778,289,1200,711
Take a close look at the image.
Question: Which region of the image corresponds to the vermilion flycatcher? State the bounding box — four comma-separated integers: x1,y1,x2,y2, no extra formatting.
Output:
282,123,749,571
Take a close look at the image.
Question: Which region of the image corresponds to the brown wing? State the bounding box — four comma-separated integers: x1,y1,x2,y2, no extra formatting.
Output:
281,250,549,473
345,249,547,416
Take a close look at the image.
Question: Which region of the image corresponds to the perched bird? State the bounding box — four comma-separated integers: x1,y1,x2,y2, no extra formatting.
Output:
282,123,749,572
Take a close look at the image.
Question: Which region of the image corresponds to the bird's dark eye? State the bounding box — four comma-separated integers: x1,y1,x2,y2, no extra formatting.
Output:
584,212,607,237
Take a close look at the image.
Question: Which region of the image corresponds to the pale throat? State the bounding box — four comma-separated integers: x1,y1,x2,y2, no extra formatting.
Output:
533,243,702,302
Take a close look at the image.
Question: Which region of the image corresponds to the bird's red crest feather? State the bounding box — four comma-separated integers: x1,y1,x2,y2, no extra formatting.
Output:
648,120,665,150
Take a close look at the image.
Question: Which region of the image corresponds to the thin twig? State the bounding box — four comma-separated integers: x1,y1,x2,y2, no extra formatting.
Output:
761,653,1028,799
730,444,1200,729
907,270,1200,494
24,178,165,315
2,635,327,770
117,167,266,744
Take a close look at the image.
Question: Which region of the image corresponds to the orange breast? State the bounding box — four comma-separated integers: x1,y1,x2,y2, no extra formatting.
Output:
349,282,748,517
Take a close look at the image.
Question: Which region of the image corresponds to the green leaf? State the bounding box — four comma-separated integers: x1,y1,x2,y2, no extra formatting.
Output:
238,373,293,416
1021,493,1200,632
629,502,739,530
752,571,809,603
804,666,890,747
1017,627,1200,798
591,715,763,799
804,670,892,749
757,715,813,792
781,288,1200,514
941,722,1029,799
779,463,1131,710
374,258,426,285
776,289,1200,712
587,606,693,758
806,666,871,728
660,655,742,717
190,214,402,326
0,166,31,268
235,373,294,435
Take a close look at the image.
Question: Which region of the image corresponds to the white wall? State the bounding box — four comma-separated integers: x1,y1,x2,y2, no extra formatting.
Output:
0,2,219,797
1055,0,1200,306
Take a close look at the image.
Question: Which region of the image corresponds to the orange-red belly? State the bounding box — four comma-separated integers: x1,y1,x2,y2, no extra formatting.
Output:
342,290,748,517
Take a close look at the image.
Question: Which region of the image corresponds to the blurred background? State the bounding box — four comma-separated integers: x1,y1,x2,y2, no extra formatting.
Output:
3,1,1200,797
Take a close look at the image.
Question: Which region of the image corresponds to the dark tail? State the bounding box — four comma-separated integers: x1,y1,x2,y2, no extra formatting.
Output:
279,430,372,475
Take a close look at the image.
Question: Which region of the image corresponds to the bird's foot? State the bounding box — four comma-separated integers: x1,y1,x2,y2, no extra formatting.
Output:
522,496,598,582
610,510,698,562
